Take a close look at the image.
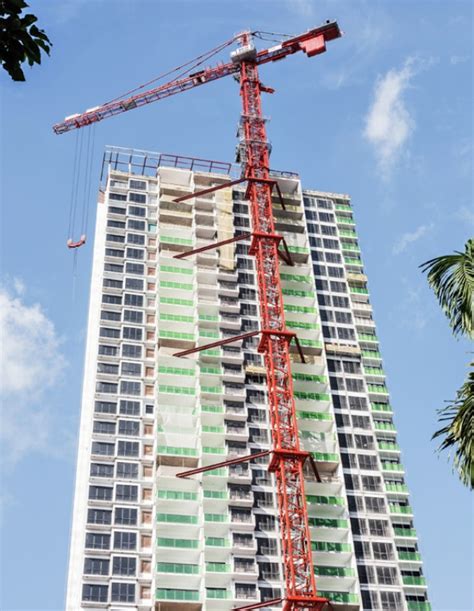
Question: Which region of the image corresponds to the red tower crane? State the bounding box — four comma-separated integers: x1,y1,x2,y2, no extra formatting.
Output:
54,21,342,611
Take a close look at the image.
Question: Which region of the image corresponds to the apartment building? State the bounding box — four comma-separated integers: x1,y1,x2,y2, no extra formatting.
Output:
66,146,429,611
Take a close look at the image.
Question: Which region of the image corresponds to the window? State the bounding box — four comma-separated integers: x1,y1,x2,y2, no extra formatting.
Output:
95,401,117,414
125,262,144,275
102,293,122,305
113,531,137,550
380,591,403,609
330,376,344,390
320,224,337,236
126,247,144,260
347,494,364,512
109,192,127,201
124,294,143,308
112,556,137,576
115,507,138,525
313,264,326,276
106,233,125,244
127,219,145,231
328,266,344,278
128,205,146,217
123,309,143,323
333,295,349,308
320,310,334,322
325,251,341,263
350,517,367,535
372,541,394,560
107,219,125,229
109,205,126,214
122,327,143,341
111,581,136,603
346,377,364,392
121,362,141,377
127,232,145,245
129,192,146,203
369,519,390,536
104,263,123,273
103,278,122,289
87,508,112,525
343,472,359,489
96,381,118,394
130,179,146,190
90,463,114,478
305,209,318,220
343,360,360,373
98,345,118,357
356,435,375,451
89,485,113,501
317,293,331,306
125,277,144,291
323,238,339,249
82,584,108,602
97,362,119,375
361,590,378,609
91,442,114,456
118,420,140,436
332,394,347,409
105,248,124,258
358,454,378,471
365,496,386,514
100,327,120,339
335,311,352,323
93,420,116,435
120,380,141,396
145,404,154,414
84,557,110,575
315,279,328,291
86,532,110,550
116,484,138,501
331,281,347,293
348,396,368,410
119,400,140,416
319,211,334,221
357,565,376,584
352,415,371,429
309,236,322,248
117,440,139,457
122,344,142,359
336,413,352,429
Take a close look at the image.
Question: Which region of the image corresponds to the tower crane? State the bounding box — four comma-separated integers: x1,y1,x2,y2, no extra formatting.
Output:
54,20,342,611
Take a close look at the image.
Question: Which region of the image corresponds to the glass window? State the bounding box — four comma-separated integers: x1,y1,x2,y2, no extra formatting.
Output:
119,400,140,416
358,454,378,471
87,508,112,525
97,362,119,375
118,420,140,436
116,462,139,479
90,463,114,478
115,507,138,525
124,293,144,307
102,293,122,305
93,420,116,435
99,327,120,339
98,345,118,357
116,484,138,502
125,262,144,275
128,205,146,217
120,380,141,396
85,532,110,550
111,581,135,603
104,262,123,273
129,192,146,203
96,381,118,394
122,344,142,359
117,440,139,457
113,531,137,550
89,485,113,501
91,441,114,456
127,219,145,231
107,219,125,229
109,192,127,201
94,401,116,414
84,557,110,575
123,309,143,323
122,327,143,341
125,277,144,291
127,233,145,245
126,247,144,260
112,556,137,576
129,179,146,190
82,584,108,602
121,362,141,377
106,233,125,244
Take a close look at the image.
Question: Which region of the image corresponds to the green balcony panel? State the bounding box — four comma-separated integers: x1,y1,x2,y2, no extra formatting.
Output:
284,304,317,314
159,330,195,341
203,446,225,454
318,592,359,604
398,551,422,561
344,256,362,265
157,562,199,574
160,235,193,245
381,462,404,472
315,566,355,577
206,588,230,599
199,330,220,338
364,367,385,375
298,411,332,421
390,504,413,515
306,495,345,506
286,321,319,330
204,467,227,476
205,513,228,522
202,425,225,433
201,404,224,413
160,296,194,307
403,576,427,586
368,384,388,394
311,452,339,462
206,562,230,572
160,264,193,275
160,280,193,291
375,422,397,431
362,349,382,358
311,541,351,553
201,385,223,394
299,339,322,348
156,588,200,601
159,384,195,395
335,204,352,211
359,333,378,341
282,288,314,298
160,313,195,323
286,245,309,254
157,490,197,501
199,314,219,321
200,366,222,374
385,483,409,493
351,287,369,294
371,402,392,412
292,373,327,383
336,216,355,225
205,537,229,547
157,446,197,457
157,537,199,549
203,489,227,499
158,365,195,376
394,527,417,537
308,518,349,529
280,272,312,283
295,391,330,401
157,513,198,524
341,244,361,252
407,602,431,610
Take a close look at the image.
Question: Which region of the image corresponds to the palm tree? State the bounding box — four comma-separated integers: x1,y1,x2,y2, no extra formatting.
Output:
420,238,473,489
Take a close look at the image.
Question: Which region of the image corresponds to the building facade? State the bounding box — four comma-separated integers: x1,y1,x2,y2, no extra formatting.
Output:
66,146,429,610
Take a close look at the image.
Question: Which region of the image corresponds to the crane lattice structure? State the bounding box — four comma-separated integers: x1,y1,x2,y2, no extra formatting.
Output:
54,21,342,611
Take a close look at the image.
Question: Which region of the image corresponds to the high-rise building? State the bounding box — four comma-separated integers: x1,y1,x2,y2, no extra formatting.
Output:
67,146,429,611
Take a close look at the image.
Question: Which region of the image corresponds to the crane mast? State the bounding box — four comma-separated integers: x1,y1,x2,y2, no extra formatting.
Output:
54,21,342,611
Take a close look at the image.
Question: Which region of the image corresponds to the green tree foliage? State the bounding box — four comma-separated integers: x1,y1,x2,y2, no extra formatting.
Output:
0,0,52,81
421,238,474,488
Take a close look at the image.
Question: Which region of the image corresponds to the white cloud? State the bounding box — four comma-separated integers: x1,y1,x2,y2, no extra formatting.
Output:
286,0,314,17
450,55,469,65
0,285,66,464
392,223,434,255
364,59,416,178
456,206,474,227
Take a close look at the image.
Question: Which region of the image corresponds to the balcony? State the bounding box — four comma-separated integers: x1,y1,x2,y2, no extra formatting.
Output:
403,576,427,587
398,551,422,562
155,587,201,611
407,603,431,610
156,446,198,468
394,527,417,538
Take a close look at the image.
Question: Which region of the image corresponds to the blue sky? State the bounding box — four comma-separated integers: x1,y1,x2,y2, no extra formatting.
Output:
0,0,472,609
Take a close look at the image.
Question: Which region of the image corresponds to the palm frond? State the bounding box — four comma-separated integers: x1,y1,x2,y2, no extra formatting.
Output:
420,238,474,339
433,363,474,488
